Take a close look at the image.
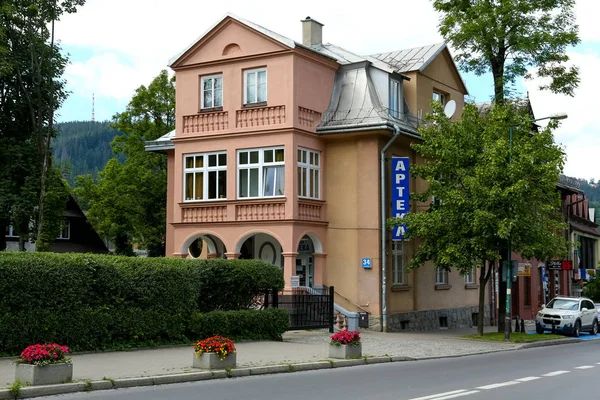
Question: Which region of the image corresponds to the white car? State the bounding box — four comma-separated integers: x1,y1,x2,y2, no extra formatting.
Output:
535,296,598,337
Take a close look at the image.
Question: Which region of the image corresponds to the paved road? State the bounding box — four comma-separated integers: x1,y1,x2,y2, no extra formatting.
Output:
43,340,600,400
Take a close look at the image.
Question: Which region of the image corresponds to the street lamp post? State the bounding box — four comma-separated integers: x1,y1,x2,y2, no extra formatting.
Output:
504,112,567,341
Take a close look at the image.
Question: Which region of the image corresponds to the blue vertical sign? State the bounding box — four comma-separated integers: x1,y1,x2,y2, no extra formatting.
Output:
391,157,410,240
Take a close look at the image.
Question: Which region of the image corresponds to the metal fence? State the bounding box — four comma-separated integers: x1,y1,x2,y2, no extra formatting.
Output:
265,286,334,332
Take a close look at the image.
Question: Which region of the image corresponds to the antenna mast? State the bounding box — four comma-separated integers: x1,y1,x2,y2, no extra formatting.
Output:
92,93,95,122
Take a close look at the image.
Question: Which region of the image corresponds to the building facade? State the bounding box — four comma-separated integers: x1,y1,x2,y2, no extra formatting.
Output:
147,13,488,331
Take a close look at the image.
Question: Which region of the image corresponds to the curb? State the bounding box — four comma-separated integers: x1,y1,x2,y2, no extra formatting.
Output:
0,339,588,399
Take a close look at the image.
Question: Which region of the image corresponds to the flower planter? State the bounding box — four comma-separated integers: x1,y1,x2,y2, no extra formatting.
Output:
193,352,237,369
329,343,362,359
15,363,73,386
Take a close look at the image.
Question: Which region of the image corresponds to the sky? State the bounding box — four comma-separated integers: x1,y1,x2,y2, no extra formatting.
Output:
54,0,599,181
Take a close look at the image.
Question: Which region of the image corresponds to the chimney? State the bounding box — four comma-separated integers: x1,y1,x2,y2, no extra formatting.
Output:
301,16,323,47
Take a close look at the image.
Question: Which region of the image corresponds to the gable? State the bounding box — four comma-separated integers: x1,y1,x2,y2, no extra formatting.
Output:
421,48,468,95
172,18,292,68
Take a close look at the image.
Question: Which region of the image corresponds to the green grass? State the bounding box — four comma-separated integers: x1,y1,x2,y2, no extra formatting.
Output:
462,332,564,343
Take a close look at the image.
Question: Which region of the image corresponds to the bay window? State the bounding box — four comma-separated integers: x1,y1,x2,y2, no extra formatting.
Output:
297,148,320,199
184,152,227,201
238,147,284,198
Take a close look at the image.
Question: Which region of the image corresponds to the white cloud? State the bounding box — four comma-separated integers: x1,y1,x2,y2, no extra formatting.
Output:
525,50,600,180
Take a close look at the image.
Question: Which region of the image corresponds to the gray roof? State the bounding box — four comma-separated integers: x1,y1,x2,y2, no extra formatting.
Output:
371,43,446,72
317,62,418,136
309,43,396,74
145,130,175,152
371,43,468,94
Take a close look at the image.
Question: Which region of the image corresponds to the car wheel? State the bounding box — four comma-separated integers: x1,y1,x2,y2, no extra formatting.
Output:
536,326,545,334
573,320,581,337
592,320,598,335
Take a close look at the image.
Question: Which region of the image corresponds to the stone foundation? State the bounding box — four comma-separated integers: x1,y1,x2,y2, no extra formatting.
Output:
368,305,491,332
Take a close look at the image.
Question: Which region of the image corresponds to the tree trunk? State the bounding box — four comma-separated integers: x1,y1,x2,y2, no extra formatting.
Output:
478,261,493,336
0,221,6,251
498,272,506,332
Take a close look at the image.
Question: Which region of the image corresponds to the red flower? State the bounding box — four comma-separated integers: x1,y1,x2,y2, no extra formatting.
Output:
330,330,361,346
194,336,236,361
19,343,70,366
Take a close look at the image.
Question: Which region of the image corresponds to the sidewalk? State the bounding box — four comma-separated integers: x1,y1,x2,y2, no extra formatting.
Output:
0,327,523,388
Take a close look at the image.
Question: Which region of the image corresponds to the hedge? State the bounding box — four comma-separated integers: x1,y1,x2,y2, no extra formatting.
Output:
0,252,285,354
190,309,289,341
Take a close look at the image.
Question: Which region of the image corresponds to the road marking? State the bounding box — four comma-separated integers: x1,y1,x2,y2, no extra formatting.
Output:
408,390,468,400
543,370,570,376
433,391,480,400
408,390,480,400
576,365,594,369
516,376,541,382
477,381,520,390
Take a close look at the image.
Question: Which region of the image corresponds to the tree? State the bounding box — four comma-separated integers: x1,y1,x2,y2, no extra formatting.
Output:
74,70,174,256
433,0,580,103
0,0,85,250
388,101,568,335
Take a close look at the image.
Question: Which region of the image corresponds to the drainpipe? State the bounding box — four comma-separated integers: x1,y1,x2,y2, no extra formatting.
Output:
380,124,402,332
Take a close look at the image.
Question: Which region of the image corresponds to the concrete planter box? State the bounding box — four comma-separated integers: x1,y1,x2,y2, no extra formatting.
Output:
329,343,362,359
193,352,236,369
15,362,73,386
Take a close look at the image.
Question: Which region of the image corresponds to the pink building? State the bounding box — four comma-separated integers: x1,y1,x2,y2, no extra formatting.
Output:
147,13,483,331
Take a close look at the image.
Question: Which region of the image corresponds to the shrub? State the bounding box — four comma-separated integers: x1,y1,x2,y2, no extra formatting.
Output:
190,309,289,341
0,252,284,354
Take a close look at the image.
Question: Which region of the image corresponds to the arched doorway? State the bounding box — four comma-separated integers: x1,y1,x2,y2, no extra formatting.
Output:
183,234,226,259
236,232,283,267
296,235,315,287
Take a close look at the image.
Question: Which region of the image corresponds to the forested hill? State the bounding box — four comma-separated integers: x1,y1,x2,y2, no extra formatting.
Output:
53,121,122,185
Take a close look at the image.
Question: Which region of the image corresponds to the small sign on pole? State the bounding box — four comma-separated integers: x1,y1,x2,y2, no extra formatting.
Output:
362,258,372,269
290,276,300,288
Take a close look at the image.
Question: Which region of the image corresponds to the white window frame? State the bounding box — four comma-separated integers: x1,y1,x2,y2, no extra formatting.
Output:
243,68,267,105
390,79,401,118
57,220,70,240
237,147,285,199
183,152,228,202
465,268,476,284
392,241,406,285
5,225,18,238
435,266,448,285
433,90,446,106
297,148,320,200
200,74,223,110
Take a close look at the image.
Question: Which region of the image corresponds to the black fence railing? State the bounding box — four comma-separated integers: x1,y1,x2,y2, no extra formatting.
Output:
265,286,334,332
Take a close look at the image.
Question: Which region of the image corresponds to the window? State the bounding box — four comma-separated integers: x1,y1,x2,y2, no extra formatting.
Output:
201,74,223,109
433,90,446,106
297,148,320,199
57,220,70,240
390,79,401,118
465,268,476,284
184,152,227,201
435,266,448,285
238,147,284,198
244,68,267,104
5,225,17,238
392,241,406,285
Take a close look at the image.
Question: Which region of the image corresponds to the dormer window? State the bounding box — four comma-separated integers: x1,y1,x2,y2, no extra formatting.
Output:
200,74,223,110
390,79,401,119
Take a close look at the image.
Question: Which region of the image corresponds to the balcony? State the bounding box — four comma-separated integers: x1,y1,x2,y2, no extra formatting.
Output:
298,106,322,129
181,204,227,223
236,105,286,128
298,200,324,221
183,111,228,134
235,199,286,221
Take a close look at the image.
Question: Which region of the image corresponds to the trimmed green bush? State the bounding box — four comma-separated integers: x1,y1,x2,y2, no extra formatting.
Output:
0,252,284,354
190,309,289,341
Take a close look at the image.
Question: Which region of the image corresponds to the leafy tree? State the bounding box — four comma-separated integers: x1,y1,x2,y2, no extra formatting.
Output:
74,70,174,256
388,101,567,335
433,0,580,102
0,0,85,250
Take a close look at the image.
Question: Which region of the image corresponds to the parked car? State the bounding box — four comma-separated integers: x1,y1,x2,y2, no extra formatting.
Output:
535,296,598,337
